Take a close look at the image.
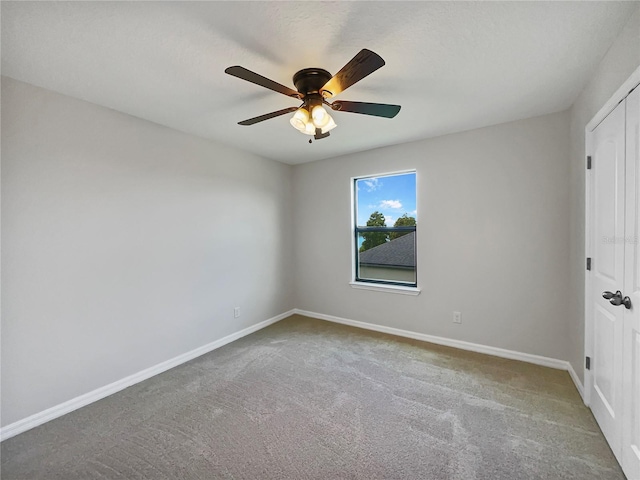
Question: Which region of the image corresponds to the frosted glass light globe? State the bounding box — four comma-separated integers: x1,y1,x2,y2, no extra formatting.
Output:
289,108,309,131
311,105,330,128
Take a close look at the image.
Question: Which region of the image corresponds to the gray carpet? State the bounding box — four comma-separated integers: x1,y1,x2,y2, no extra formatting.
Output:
1,315,624,479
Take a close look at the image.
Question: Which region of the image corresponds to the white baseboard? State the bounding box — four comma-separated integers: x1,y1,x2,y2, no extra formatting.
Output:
566,362,585,401
293,309,585,399
0,310,295,442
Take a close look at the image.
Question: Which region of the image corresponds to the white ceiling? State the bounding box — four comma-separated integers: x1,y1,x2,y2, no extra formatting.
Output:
1,2,636,165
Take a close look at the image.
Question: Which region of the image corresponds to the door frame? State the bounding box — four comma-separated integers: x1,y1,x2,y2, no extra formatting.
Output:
584,65,640,407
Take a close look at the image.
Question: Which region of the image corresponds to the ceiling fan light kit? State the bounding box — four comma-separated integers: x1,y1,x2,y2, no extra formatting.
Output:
289,105,337,136
225,49,401,141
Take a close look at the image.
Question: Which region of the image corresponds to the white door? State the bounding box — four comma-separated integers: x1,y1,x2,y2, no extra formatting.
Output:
588,84,640,479
588,98,626,463
622,86,640,480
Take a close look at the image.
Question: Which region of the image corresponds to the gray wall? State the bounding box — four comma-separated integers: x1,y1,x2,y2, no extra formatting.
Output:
1,77,294,426
567,7,640,384
293,111,571,361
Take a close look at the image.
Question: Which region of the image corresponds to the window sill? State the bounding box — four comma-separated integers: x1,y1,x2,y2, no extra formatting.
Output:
349,281,421,296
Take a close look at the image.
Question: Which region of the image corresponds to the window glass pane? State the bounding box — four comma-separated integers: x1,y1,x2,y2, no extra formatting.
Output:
355,172,417,229
357,231,416,284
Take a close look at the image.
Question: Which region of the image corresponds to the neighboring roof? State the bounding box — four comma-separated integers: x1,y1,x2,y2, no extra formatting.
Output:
359,231,415,268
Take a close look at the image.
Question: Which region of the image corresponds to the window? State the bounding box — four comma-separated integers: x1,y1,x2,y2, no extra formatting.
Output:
353,171,417,289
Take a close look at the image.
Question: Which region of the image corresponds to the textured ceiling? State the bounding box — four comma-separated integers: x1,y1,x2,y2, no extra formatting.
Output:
1,1,636,164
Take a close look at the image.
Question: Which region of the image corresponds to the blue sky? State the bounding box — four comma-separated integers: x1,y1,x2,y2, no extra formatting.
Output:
356,172,417,227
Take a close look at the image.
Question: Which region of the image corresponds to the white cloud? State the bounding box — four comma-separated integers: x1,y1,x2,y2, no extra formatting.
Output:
380,199,402,209
363,178,382,192
384,215,394,225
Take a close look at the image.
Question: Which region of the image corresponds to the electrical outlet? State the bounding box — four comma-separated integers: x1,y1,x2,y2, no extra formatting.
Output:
234,307,240,318
453,311,462,324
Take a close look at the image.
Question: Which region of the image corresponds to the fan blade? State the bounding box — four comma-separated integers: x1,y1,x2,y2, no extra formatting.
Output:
320,49,385,98
238,107,299,126
330,101,401,118
225,66,301,98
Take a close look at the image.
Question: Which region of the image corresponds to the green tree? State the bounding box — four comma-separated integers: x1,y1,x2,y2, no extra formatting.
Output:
359,211,387,252
389,213,416,240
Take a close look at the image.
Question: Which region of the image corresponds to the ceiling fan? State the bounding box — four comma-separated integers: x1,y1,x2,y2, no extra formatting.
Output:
225,49,401,141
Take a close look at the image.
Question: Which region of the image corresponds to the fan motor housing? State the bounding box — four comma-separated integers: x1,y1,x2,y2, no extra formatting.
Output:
293,68,332,96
